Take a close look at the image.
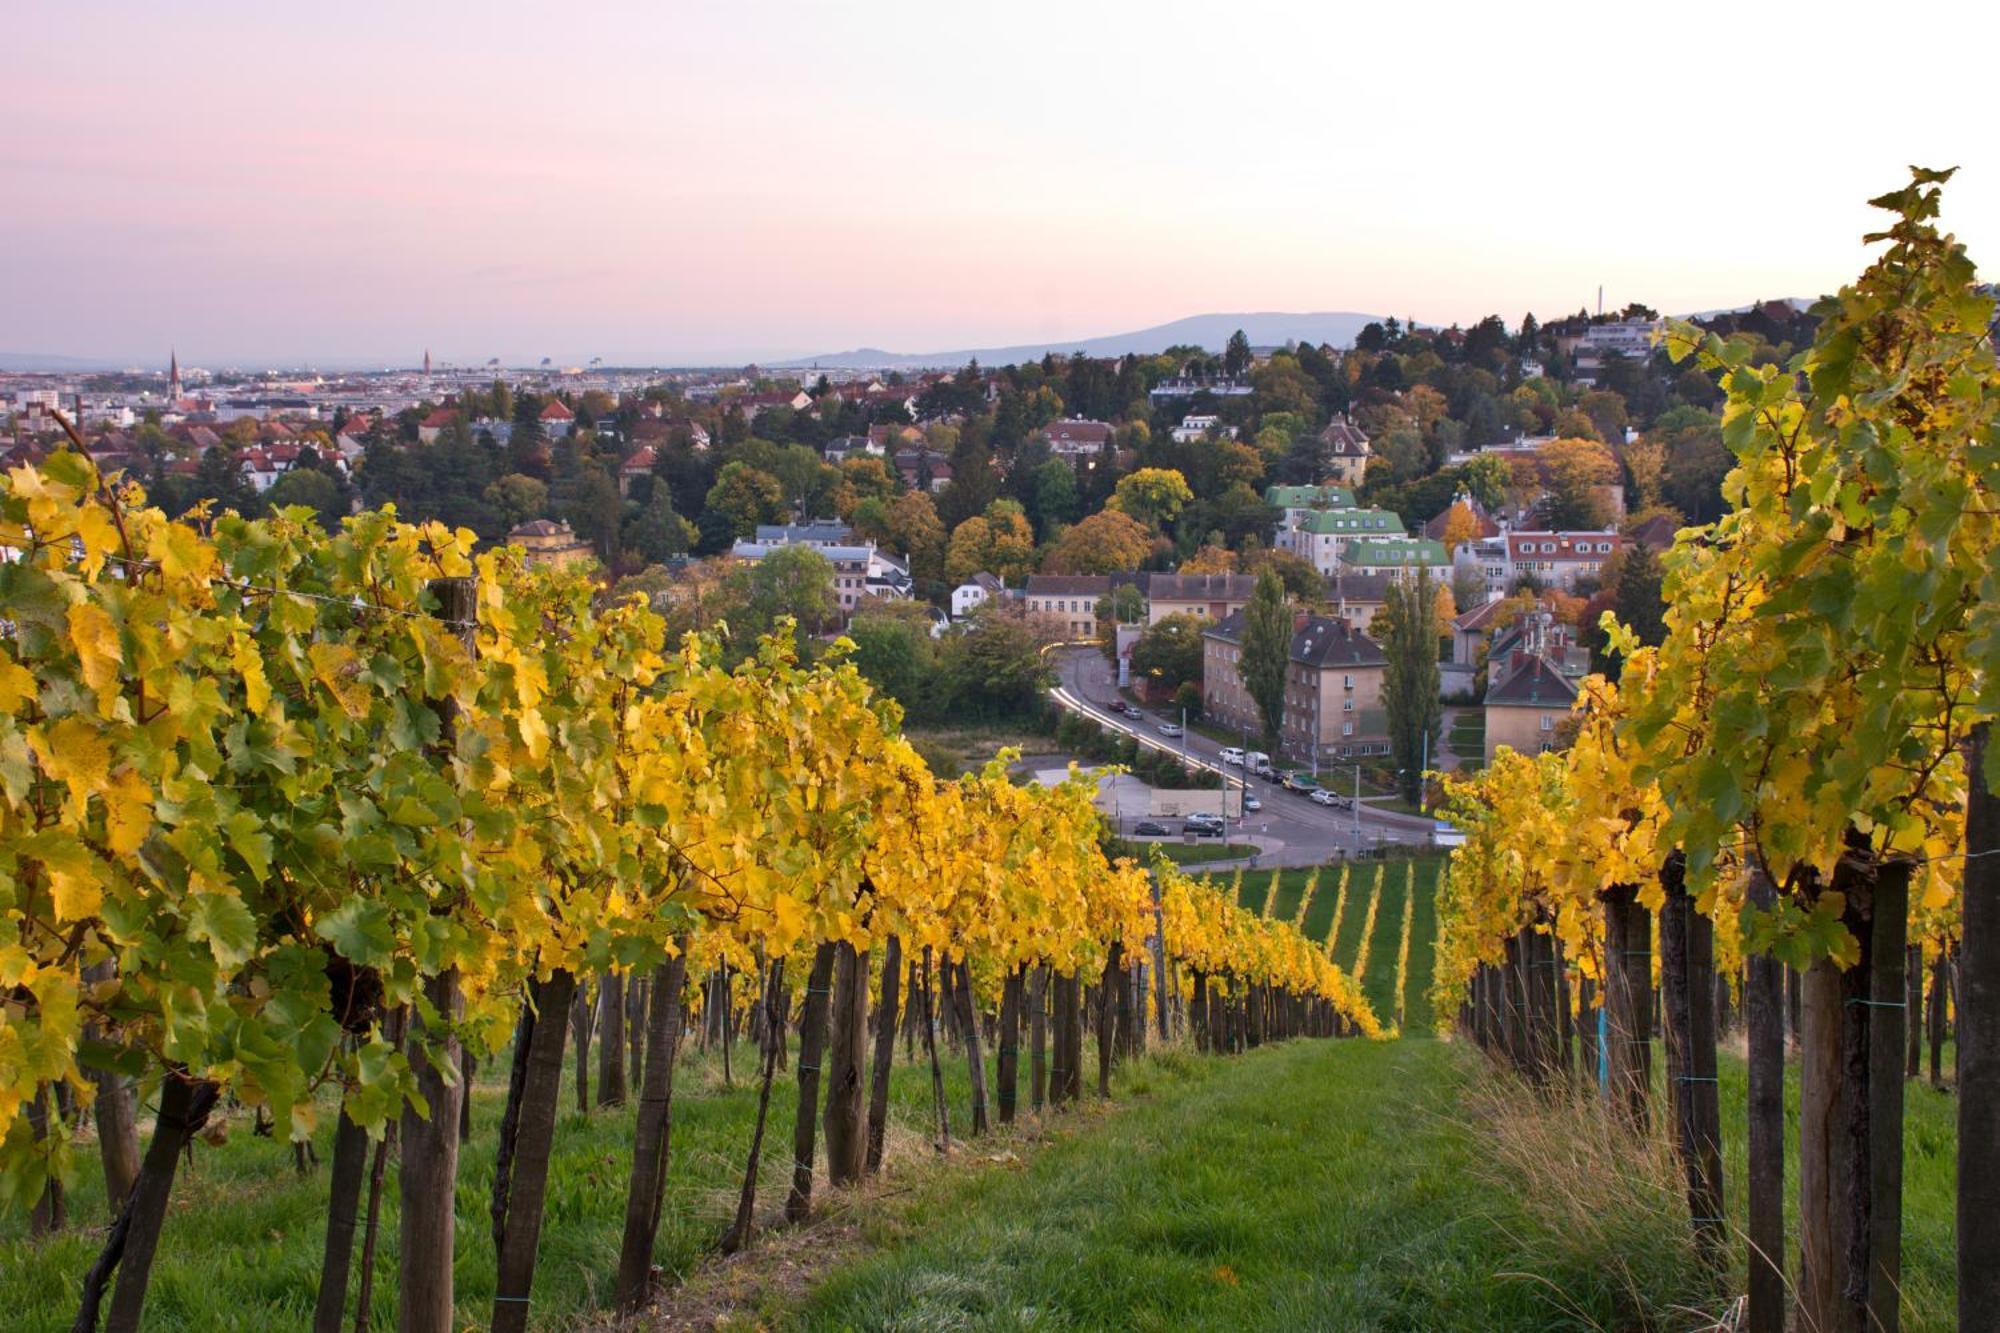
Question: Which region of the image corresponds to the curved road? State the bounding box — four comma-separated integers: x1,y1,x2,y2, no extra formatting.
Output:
1048,647,1439,863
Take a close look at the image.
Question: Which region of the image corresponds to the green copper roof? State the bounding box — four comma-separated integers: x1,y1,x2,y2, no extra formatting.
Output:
1263,484,1355,510
1293,507,1405,536
1338,538,1449,567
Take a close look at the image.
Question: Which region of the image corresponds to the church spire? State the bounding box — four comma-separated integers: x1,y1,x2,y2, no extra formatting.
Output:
169,348,181,399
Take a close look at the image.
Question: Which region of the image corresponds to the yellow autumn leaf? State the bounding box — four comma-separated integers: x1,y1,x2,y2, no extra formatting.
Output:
103,767,155,856
232,632,271,715
74,501,121,579
0,653,36,712
68,602,122,704
25,828,103,921
517,707,549,761
32,715,112,818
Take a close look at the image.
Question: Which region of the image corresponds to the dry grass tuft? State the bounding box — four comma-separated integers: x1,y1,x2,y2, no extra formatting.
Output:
1455,1064,1734,1331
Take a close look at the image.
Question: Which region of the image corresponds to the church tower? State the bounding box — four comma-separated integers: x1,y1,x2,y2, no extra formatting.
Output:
169,348,182,400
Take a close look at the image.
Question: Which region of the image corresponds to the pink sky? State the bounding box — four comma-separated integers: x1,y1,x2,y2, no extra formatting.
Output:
6,1,1997,367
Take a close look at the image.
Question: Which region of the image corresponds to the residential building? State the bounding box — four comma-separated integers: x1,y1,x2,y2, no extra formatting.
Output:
1170,413,1237,443
508,518,595,570
951,571,1006,620
1336,537,1450,582
1148,377,1253,401
1024,574,1112,640
538,399,575,436
822,434,881,463
1202,610,1389,764
1264,483,1356,527
1040,418,1113,460
1316,416,1372,486
753,521,854,548
729,538,911,613
1483,641,1579,763
1327,569,1393,635
1141,572,1259,625
891,448,952,493
417,407,458,444
1502,530,1622,593
1569,318,1664,386
619,445,657,495
1281,507,1408,574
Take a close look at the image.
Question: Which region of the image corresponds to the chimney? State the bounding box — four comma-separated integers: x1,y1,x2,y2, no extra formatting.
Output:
1293,610,1310,634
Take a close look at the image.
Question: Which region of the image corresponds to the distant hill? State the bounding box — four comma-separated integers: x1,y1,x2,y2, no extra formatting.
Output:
0,352,131,372
773,311,1388,371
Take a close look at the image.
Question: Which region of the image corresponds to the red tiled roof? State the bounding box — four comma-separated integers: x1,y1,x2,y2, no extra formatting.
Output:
1507,532,1621,561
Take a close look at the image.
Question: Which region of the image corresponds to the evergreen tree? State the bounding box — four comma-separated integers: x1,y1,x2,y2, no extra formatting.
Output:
1239,569,1292,756
1223,329,1252,378
1380,568,1442,805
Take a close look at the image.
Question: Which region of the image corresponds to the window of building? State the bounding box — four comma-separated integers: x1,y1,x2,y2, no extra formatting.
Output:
1343,699,1354,712
1540,714,1554,731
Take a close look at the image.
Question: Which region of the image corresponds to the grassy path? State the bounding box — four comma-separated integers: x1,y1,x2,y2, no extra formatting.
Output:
786,1039,1702,1331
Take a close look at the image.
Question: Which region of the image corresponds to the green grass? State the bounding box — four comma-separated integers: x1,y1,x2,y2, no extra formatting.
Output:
1711,1046,1956,1328
1204,857,1445,1034
788,1038,1731,1331
0,1032,1012,1331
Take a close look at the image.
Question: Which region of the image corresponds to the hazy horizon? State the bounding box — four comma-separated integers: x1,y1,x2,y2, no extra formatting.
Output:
8,1,1997,367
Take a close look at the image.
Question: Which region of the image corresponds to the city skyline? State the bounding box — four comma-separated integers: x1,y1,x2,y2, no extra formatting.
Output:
7,0,1998,366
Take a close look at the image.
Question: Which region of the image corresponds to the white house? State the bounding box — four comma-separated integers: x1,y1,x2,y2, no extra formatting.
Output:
1170,413,1236,444
952,571,1006,620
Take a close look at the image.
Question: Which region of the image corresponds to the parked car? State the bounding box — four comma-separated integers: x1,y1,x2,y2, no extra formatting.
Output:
1327,793,1354,810
1133,820,1170,837
1218,746,1245,766
1309,787,1340,806
1120,702,1144,720
1183,814,1225,838
1157,721,1183,737
1241,793,1262,812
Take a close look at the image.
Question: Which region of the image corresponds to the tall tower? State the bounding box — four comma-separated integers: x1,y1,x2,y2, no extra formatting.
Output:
169,348,182,400
423,348,432,378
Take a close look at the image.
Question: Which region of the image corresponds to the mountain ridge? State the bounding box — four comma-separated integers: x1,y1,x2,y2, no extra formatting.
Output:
769,311,1389,370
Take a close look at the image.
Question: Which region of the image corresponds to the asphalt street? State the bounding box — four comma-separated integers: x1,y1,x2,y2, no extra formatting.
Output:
1048,647,1439,866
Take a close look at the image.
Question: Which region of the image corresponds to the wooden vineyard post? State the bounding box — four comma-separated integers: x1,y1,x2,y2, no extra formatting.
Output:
721,959,788,1255
997,964,1023,1125
396,968,462,1333
1602,883,1651,1130
786,943,837,1221
1797,848,1910,1333
1029,964,1049,1112
490,969,580,1333
1962,722,1999,1331
1746,874,1789,1333
1097,942,1122,1096
1658,852,1723,1269
865,936,902,1172
953,958,992,1134
617,949,688,1311
570,983,593,1113
921,947,952,1144
596,972,628,1108
823,943,870,1184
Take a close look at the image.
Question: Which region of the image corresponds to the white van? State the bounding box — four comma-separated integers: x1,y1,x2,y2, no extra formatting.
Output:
1246,751,1273,777
1219,747,1245,766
